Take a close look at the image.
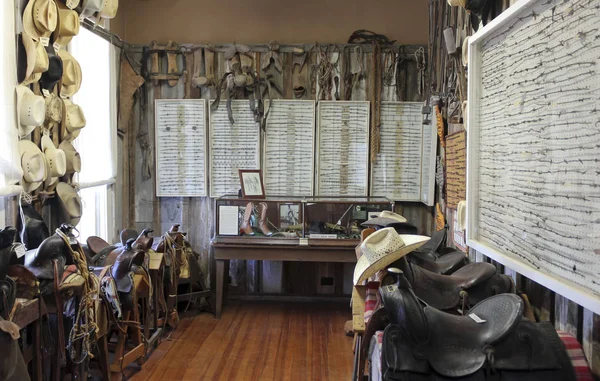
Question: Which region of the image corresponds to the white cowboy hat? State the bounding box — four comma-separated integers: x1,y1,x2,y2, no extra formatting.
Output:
361,210,408,228
79,0,106,18
53,2,80,47
99,0,118,19
61,99,86,141
354,228,430,284
22,32,49,82
57,50,82,97
41,135,66,189
59,141,81,174
23,0,58,40
16,85,45,138
56,182,82,226
19,140,48,193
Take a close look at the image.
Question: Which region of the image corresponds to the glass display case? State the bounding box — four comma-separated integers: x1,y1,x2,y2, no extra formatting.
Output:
213,195,394,244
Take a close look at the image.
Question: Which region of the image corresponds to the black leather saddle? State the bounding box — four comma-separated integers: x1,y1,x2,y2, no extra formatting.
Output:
19,202,50,251
24,224,78,294
0,241,18,320
409,249,467,274
379,271,576,380
391,257,513,311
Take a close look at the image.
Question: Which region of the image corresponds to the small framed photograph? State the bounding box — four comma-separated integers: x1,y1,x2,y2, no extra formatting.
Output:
279,204,300,229
238,169,265,198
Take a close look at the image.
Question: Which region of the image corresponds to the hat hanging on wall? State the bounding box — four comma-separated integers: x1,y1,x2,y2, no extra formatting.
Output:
23,0,59,40
53,2,80,47
40,54,63,93
79,0,106,19
21,32,49,83
16,85,46,138
60,99,86,141
44,94,63,127
41,135,67,190
57,50,82,97
56,182,82,226
59,141,81,174
457,200,467,231
462,37,469,67
19,140,48,193
99,0,118,19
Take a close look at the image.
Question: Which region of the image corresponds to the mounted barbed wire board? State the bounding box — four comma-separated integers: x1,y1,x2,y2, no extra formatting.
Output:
315,101,370,196
154,99,208,197
370,102,422,201
467,0,600,313
446,130,466,209
264,100,316,196
209,100,260,197
420,118,437,207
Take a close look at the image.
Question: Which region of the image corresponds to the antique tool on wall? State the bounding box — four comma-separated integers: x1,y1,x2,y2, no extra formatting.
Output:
144,40,187,86
261,41,282,72
192,47,216,89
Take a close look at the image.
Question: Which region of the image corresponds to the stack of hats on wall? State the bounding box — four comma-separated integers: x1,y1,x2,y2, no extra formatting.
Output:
15,0,117,228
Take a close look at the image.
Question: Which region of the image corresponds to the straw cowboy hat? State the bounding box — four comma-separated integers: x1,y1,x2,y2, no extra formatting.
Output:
23,0,58,40
64,0,80,10
57,50,82,97
100,0,118,19
79,0,106,18
61,99,86,141
361,210,408,228
41,135,66,189
19,140,48,193
53,2,80,47
21,32,49,83
59,141,81,174
353,228,430,285
16,85,45,138
56,182,82,226
44,93,62,127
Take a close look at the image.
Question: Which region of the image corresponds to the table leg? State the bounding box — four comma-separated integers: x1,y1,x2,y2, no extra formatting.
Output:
216,260,224,319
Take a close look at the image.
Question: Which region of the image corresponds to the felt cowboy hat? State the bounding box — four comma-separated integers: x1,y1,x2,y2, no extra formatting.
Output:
19,140,48,193
61,99,86,141
22,0,59,40
57,50,82,97
41,135,67,189
354,228,430,285
53,2,80,47
58,141,81,174
361,210,408,228
16,85,45,138
99,0,118,19
40,53,63,93
56,182,82,226
79,0,106,19
21,32,49,83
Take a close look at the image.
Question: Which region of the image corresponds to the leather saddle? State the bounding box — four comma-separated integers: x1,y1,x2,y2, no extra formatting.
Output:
0,241,18,320
408,249,467,275
120,229,139,246
392,257,513,311
379,271,576,380
19,202,50,251
24,224,78,291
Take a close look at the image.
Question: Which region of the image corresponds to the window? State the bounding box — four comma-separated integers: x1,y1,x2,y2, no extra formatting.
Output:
0,0,23,197
70,28,118,242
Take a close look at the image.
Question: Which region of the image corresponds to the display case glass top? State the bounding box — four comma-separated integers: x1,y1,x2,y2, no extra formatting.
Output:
213,195,394,245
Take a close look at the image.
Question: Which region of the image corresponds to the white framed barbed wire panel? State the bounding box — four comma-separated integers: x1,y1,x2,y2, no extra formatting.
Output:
466,0,600,314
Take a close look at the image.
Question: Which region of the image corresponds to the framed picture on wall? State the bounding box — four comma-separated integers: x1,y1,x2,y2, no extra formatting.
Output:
238,169,265,198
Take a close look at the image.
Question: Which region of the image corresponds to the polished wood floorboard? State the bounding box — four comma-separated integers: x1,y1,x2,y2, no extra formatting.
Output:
130,301,354,381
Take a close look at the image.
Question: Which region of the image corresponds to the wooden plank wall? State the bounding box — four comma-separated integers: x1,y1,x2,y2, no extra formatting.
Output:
121,44,433,297
430,0,600,375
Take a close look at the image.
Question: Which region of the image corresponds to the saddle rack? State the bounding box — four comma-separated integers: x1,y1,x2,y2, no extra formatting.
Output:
143,41,188,87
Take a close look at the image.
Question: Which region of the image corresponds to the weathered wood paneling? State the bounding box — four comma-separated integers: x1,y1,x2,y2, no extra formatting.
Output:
122,44,431,297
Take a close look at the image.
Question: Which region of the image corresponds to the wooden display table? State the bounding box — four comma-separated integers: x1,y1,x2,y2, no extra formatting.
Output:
212,237,358,318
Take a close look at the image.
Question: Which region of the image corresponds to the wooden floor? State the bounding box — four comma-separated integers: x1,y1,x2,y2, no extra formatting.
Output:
129,301,354,381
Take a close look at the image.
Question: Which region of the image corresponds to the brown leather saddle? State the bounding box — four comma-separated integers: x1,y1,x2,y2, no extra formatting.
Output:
391,257,514,312
0,228,20,320
378,270,576,380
